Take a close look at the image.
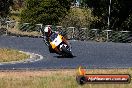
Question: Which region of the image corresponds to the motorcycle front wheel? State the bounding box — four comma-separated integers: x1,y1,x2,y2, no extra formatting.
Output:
61,46,73,57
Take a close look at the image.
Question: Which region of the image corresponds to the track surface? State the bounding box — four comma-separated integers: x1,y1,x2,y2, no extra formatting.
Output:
0,36,132,69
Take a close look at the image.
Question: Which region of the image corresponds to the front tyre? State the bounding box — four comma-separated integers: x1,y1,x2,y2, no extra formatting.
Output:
61,46,73,57
49,45,55,53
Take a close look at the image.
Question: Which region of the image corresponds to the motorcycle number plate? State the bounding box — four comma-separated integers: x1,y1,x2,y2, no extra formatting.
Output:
52,35,62,46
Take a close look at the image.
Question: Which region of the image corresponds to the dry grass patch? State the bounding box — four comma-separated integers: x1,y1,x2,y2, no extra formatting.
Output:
0,69,131,88
8,28,41,37
0,48,30,62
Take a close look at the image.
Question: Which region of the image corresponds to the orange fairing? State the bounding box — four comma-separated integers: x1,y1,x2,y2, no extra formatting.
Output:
78,66,86,76
58,34,63,40
50,42,56,49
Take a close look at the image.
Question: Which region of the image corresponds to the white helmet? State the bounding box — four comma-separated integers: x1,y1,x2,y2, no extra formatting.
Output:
44,25,52,37
44,26,49,32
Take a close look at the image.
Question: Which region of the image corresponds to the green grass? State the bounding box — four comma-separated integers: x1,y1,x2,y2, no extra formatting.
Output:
0,69,131,88
0,48,30,62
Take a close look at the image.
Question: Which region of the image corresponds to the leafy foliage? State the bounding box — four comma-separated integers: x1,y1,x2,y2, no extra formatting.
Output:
20,0,71,25
0,0,13,17
59,7,98,40
12,0,25,10
59,8,98,29
81,0,132,31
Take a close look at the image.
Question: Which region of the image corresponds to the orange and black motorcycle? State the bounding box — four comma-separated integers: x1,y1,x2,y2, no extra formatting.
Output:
43,32,73,57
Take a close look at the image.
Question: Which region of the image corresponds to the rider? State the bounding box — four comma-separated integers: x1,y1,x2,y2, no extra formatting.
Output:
44,25,57,53
44,25,52,45
43,25,68,54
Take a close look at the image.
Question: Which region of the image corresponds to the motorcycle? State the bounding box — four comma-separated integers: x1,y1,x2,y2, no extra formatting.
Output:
43,32,73,57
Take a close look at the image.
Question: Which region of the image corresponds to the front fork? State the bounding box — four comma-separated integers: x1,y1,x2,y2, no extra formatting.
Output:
59,43,71,52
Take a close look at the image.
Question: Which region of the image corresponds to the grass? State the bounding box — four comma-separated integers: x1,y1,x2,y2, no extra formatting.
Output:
0,69,131,88
0,48,30,62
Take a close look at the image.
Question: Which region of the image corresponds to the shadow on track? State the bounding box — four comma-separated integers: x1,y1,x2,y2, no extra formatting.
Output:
53,55,76,58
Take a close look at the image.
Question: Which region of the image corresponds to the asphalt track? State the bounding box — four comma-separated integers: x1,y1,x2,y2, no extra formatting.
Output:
0,36,132,69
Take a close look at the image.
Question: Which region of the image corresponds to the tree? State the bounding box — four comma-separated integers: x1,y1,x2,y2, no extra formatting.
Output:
59,8,98,40
20,0,71,25
12,0,25,10
59,8,97,28
0,0,13,17
82,0,132,31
